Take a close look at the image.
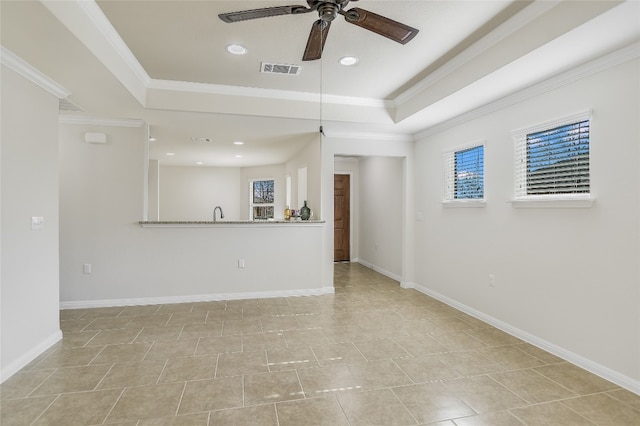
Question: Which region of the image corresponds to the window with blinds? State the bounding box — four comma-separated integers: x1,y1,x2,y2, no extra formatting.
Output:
514,111,590,198
444,143,484,201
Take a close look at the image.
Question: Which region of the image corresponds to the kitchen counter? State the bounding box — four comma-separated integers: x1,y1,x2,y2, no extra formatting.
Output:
138,220,325,228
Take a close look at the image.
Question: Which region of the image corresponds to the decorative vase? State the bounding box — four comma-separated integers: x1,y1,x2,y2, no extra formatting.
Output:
300,200,311,220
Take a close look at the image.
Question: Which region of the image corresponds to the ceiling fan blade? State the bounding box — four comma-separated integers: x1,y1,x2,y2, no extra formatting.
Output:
303,20,331,61
219,5,312,23
342,7,418,44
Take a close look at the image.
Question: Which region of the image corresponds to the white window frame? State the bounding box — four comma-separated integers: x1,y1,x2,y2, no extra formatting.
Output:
442,140,486,208
249,178,275,220
511,110,594,208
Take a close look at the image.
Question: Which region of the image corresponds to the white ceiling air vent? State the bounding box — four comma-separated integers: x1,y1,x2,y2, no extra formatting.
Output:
59,98,84,112
260,62,301,75
191,137,213,143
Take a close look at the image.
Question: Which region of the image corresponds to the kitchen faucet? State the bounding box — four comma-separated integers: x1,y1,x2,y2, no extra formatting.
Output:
213,206,224,222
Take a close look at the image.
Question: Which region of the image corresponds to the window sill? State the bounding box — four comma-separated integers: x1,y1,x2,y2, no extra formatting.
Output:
509,194,595,209
441,199,486,208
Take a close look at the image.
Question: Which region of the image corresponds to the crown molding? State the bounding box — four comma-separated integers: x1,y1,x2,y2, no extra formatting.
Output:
394,0,560,106
415,42,640,140
59,114,145,128
148,79,393,109
0,47,71,99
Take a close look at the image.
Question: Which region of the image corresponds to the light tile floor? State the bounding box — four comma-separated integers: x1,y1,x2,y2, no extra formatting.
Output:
1,263,639,425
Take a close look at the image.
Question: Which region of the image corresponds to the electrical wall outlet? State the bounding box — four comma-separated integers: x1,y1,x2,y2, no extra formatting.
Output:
31,216,44,230
83,263,92,274
238,259,245,268
488,274,495,287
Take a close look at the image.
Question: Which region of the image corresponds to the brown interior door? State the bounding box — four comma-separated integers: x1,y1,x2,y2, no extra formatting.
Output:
334,174,350,262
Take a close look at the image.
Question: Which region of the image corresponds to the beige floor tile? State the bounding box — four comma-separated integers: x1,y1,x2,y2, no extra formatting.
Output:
137,412,209,425
277,396,350,426
242,306,278,320
158,355,218,383
33,345,104,368
347,359,413,389
432,332,487,351
191,300,227,311
60,330,100,347
444,375,528,413
180,322,223,339
134,326,184,343
205,309,243,322
81,306,126,318
296,364,362,398
91,342,153,364
85,328,142,346
125,314,171,328
106,382,185,422
144,339,198,361
469,328,523,346
242,331,287,351
216,350,269,377
119,305,161,316
392,382,476,424
34,388,122,425
31,364,112,396
311,342,368,365
320,325,368,343
283,329,332,346
165,311,207,327
0,395,57,425
221,318,263,335
510,400,597,425
0,369,55,399
84,316,135,330
477,345,546,369
177,376,243,414
491,368,578,404
155,303,194,314
244,370,305,405
513,342,564,365
195,335,242,355
453,411,526,426
337,389,418,425
266,345,320,371
393,355,460,383
60,318,94,332
60,309,89,320
207,404,278,425
429,317,478,333
436,350,505,376
393,334,450,356
260,316,301,332
97,360,166,389
561,393,640,425
353,338,410,360
534,362,619,394
607,388,640,411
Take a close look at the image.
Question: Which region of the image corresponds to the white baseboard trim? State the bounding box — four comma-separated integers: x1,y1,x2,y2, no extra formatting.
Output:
403,281,640,396
60,287,335,310
357,260,402,282
1,330,62,384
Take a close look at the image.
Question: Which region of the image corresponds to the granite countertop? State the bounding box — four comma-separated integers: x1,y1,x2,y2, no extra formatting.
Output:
139,220,325,227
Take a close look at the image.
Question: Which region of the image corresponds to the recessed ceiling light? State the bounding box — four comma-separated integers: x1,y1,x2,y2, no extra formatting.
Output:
165,152,175,156
149,136,156,142
233,141,244,145
235,154,244,158
339,56,359,66
226,44,248,55
196,161,203,165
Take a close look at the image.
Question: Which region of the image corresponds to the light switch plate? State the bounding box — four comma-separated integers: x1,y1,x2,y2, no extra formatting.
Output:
31,216,44,230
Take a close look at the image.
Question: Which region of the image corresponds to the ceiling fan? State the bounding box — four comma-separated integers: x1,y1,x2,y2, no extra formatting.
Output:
218,0,419,61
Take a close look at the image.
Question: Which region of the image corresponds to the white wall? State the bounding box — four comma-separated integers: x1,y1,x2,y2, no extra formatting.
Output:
321,136,415,289
287,135,322,218
159,165,241,221
1,66,62,381
413,59,640,390
358,157,404,279
59,123,327,305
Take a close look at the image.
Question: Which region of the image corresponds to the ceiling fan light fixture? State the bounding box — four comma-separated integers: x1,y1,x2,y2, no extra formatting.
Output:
339,56,359,66
226,44,248,55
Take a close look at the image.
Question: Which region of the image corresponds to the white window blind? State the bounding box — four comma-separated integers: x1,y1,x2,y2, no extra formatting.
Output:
514,111,591,198
444,142,484,201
